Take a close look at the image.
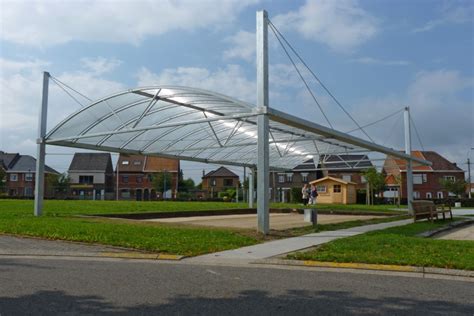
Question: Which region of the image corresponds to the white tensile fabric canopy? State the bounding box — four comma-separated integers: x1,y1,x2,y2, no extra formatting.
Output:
45,86,429,169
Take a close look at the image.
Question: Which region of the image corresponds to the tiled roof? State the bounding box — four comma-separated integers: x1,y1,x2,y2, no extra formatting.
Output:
117,154,146,172
391,151,461,172
69,153,113,172
6,155,58,174
292,159,317,171
203,166,239,178
144,156,179,172
0,151,20,169
319,154,373,170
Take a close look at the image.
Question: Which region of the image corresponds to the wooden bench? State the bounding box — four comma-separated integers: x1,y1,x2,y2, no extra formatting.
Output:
412,200,453,222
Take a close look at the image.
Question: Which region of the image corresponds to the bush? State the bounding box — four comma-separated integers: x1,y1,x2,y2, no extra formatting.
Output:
291,187,303,203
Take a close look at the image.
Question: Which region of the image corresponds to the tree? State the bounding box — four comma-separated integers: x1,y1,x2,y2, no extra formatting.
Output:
178,178,195,193
0,168,6,192
439,178,467,198
362,167,385,205
47,173,70,193
152,172,173,198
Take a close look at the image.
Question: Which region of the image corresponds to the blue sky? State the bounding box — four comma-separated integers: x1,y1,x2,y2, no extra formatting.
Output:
1,0,473,182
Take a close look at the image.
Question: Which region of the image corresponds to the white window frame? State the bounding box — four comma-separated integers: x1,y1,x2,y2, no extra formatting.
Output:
437,191,443,199
25,173,33,182
278,174,285,183
413,174,423,185
426,192,432,199
360,175,367,183
10,174,18,182
342,175,351,182
413,191,420,199
301,173,308,182
316,185,326,193
286,173,293,183
122,160,129,165
443,175,455,182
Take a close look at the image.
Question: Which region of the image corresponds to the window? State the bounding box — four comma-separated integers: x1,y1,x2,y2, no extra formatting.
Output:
211,179,216,186
122,160,129,165
301,173,308,182
437,191,443,199
426,192,432,199
333,185,341,193
25,173,33,181
136,176,143,183
10,174,18,182
122,175,129,183
413,191,420,199
316,185,326,193
79,175,93,184
342,175,351,182
278,175,285,183
24,187,33,196
223,179,233,186
422,174,427,182
286,173,293,183
361,176,367,183
133,160,141,165
121,189,130,199
443,176,455,182
413,174,423,184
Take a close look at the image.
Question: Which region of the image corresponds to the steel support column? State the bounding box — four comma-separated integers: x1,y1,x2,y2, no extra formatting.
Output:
256,10,269,234
404,107,414,214
34,72,49,216
249,167,254,208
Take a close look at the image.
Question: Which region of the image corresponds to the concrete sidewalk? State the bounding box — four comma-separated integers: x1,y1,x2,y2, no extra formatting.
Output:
189,219,413,264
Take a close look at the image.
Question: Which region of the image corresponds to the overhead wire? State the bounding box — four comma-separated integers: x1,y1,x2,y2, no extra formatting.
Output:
345,108,405,134
410,116,425,151
267,21,333,128
267,18,375,143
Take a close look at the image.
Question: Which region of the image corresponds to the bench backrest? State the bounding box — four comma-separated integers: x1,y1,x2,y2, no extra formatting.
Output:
412,200,435,213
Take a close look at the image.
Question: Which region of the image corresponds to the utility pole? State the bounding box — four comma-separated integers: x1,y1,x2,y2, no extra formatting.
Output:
116,157,120,201
163,169,167,199
404,107,414,214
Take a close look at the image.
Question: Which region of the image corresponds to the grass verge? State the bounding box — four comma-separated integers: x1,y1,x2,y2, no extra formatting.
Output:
288,219,474,270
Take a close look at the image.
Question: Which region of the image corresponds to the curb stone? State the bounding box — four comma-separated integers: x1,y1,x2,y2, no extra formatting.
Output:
417,219,474,238
253,258,474,278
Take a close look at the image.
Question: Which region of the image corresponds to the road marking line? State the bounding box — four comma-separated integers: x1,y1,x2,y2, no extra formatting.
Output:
100,252,183,260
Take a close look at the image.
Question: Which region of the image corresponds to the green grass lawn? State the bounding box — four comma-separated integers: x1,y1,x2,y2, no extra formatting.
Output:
288,220,474,270
0,199,407,257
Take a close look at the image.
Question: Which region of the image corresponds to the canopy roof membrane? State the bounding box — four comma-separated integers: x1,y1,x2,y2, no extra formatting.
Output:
46,86,430,170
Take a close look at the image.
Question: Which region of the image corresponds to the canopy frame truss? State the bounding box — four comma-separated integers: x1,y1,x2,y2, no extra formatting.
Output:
33,10,428,235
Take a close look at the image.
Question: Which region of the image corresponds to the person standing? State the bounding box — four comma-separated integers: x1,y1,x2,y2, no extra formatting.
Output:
310,184,318,205
301,184,309,205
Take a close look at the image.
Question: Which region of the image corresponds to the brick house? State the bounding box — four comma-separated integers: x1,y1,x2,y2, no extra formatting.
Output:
68,153,114,200
383,151,465,199
319,155,372,190
201,167,239,198
270,155,371,202
0,151,59,198
116,154,179,200
270,159,322,203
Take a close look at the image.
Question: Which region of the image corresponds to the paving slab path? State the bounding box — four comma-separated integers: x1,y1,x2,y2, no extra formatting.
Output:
189,219,413,264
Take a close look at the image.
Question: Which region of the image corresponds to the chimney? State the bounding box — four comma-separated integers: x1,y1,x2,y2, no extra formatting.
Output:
202,169,205,177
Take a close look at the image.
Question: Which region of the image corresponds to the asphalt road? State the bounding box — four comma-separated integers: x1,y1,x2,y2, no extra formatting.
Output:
0,257,473,315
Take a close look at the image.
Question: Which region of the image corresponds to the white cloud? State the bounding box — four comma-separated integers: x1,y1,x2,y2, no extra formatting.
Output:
80,57,122,76
351,57,410,66
223,30,255,62
353,69,473,167
413,3,474,33
136,65,256,103
0,57,126,158
273,0,378,53
1,0,259,46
